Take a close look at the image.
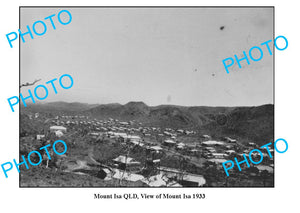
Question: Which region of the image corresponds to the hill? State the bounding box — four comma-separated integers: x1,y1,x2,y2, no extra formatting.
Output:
21,101,98,115
201,104,274,145
21,101,274,145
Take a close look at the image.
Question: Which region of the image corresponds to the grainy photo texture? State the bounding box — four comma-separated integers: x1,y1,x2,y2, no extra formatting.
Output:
19,7,274,187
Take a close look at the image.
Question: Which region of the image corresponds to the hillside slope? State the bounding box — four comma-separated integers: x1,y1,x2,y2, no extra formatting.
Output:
21,102,274,144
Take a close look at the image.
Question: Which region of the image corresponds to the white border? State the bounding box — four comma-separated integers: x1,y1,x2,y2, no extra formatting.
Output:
0,0,299,212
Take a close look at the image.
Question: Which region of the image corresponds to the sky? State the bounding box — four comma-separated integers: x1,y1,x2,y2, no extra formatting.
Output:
20,7,274,107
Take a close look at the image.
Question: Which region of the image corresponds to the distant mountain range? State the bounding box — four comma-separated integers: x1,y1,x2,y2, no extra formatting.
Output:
21,101,274,145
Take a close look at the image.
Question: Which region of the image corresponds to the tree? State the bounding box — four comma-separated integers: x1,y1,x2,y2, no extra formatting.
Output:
20,79,41,88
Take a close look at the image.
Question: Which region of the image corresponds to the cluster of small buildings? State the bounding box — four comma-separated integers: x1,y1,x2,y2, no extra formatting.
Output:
72,155,206,187
32,113,273,186
199,137,274,174
52,115,198,139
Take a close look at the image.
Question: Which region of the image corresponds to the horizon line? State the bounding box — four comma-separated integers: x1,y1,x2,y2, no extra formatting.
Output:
24,100,274,108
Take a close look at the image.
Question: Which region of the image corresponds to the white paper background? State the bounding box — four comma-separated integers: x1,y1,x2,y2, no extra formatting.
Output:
0,0,298,212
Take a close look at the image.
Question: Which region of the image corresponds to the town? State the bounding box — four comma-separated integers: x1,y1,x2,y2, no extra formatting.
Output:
19,105,274,187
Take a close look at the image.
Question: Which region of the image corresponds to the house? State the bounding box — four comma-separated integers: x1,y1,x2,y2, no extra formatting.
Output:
112,169,144,182
36,134,45,140
109,132,127,139
205,147,216,153
130,140,144,147
180,173,206,187
113,155,141,171
211,153,228,159
225,150,236,155
141,173,170,187
256,165,274,173
190,149,198,154
113,155,137,164
55,130,64,137
127,135,141,142
208,158,228,164
50,126,67,133
164,139,176,146
176,142,185,150
177,129,184,134
158,167,205,187
202,141,225,146
119,122,129,126
202,135,211,140
225,145,234,150
149,146,163,153
164,131,172,137
89,132,101,138
184,130,194,135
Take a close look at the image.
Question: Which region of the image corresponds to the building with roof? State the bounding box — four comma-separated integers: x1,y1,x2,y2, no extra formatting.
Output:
149,146,163,152
205,147,216,152
180,173,206,187
112,169,144,182
202,135,211,140
127,135,141,141
141,174,169,187
164,139,176,146
211,153,228,159
202,141,225,146
113,155,139,164
176,142,185,150
113,155,141,171
36,134,45,140
225,150,236,155
130,140,144,147
208,158,228,164
50,126,67,133
256,165,274,173
164,131,173,137
55,130,64,137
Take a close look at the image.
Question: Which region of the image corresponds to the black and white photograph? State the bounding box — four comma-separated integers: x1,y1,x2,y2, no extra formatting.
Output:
19,7,274,187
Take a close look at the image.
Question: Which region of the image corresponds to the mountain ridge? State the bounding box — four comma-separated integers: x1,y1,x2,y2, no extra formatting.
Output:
21,101,274,145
